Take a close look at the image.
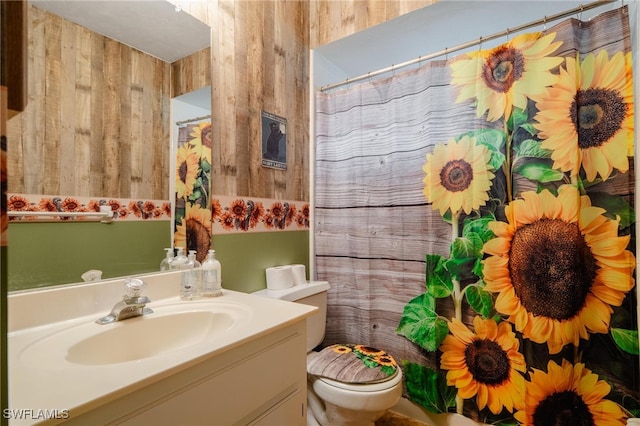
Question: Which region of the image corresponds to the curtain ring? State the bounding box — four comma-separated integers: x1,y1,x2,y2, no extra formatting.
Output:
444,47,448,60
478,36,483,50
543,16,547,31
506,28,510,42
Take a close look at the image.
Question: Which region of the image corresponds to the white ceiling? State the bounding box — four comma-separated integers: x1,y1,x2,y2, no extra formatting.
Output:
30,0,211,63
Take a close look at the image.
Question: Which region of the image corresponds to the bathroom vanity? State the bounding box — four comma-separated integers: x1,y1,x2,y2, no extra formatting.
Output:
8,272,316,425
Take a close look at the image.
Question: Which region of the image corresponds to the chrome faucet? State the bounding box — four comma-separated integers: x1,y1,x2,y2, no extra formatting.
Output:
96,278,153,324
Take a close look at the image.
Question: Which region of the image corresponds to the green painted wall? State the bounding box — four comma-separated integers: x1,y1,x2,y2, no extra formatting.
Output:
8,221,309,295
212,230,310,294
8,221,173,291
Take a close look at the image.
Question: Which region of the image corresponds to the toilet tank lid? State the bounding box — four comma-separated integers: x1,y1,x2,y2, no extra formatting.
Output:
252,281,330,301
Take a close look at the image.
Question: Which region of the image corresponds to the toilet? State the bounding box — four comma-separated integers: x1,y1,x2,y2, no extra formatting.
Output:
253,281,402,426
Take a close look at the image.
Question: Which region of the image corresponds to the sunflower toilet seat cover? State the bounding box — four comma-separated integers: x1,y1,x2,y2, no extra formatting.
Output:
307,344,398,384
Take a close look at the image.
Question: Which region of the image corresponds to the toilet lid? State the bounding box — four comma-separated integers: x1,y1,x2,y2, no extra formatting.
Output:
307,344,398,384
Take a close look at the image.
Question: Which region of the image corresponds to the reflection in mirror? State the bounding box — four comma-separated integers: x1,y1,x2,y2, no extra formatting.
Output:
8,1,211,291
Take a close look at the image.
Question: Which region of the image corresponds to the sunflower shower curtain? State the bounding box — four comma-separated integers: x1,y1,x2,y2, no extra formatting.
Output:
174,121,213,262
314,7,638,425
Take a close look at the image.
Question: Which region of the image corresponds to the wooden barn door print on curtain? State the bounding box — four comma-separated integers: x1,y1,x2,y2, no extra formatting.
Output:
314,6,638,424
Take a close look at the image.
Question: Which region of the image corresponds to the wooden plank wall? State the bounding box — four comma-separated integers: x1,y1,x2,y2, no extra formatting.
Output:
208,0,310,201
171,47,211,99
7,5,171,200
308,0,436,48
7,1,436,203
171,0,435,201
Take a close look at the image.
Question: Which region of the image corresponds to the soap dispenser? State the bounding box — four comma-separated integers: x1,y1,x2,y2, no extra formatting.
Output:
180,250,202,300
201,249,222,297
160,248,175,271
173,247,188,269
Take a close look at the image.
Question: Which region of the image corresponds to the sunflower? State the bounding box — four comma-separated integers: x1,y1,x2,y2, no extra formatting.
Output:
61,198,81,212
176,144,201,199
374,353,397,367
514,359,626,426
355,345,385,356
8,195,30,211
482,185,635,354
440,316,526,414
451,32,563,122
229,199,248,220
189,121,213,164
423,135,494,216
174,204,212,262
534,50,633,182
331,344,353,354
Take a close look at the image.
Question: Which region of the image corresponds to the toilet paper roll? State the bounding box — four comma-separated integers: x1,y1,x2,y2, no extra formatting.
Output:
266,265,294,290
291,264,306,285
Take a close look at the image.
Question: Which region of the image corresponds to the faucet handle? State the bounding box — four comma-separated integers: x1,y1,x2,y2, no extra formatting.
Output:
124,278,146,298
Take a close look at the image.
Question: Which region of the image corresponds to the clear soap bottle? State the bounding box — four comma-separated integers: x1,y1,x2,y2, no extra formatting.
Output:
173,247,188,270
160,248,175,271
180,250,202,300
201,249,222,297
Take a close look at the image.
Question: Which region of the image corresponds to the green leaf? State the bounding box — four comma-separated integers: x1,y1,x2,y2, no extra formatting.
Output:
444,256,476,282
381,365,397,376
462,214,497,244
587,192,636,229
426,254,453,298
451,233,484,259
472,257,484,277
447,233,484,280
403,362,457,413
458,128,507,151
513,160,565,183
397,293,450,351
516,139,552,159
506,107,528,133
465,283,494,318
611,328,639,355
519,123,537,136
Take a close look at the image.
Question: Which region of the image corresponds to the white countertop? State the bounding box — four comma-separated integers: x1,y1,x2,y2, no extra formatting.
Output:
8,272,316,425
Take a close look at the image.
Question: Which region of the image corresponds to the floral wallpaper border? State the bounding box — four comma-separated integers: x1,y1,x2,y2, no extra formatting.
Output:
211,195,310,234
7,193,310,233
7,194,171,221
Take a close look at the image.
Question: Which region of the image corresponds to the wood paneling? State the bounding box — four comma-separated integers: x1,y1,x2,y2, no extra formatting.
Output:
309,0,436,48
7,6,171,199
171,47,211,99
192,0,430,201
205,0,310,201
7,1,431,203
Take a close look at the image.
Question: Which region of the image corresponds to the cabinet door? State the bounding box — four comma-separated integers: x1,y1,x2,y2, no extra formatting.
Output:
116,322,307,426
248,389,305,426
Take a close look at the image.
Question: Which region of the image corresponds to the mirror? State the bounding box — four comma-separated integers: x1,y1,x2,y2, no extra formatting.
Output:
8,1,211,291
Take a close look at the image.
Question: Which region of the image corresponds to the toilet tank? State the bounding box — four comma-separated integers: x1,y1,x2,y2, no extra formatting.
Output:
253,281,330,352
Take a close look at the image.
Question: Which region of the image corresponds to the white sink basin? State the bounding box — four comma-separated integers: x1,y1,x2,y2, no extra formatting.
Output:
17,301,250,366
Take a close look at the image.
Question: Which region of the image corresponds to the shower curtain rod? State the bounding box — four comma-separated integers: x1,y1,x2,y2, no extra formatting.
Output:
176,114,211,126
320,0,618,92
